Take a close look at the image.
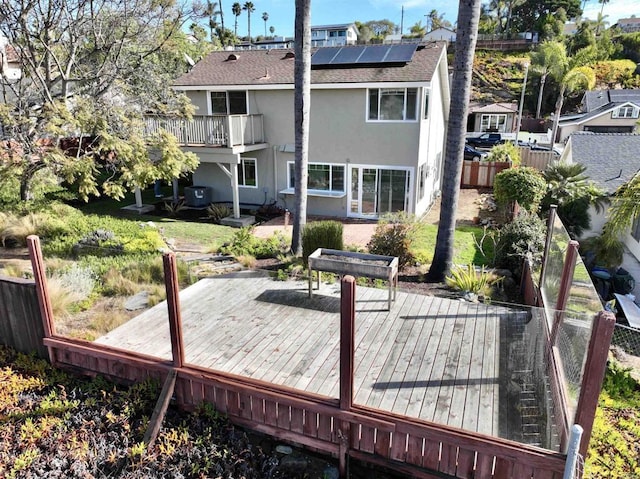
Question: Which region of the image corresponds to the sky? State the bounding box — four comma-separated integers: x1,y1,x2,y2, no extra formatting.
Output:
221,0,640,39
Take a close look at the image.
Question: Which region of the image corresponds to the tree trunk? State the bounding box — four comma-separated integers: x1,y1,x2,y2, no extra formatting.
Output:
427,0,482,282
291,0,311,256
550,83,566,147
536,73,546,119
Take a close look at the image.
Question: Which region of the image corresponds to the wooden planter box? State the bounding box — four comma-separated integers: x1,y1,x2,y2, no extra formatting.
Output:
308,248,399,310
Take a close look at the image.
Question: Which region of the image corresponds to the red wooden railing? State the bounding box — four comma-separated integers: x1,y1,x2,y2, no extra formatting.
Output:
25,235,615,478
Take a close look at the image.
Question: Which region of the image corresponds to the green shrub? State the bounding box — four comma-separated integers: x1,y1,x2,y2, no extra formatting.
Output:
485,142,521,165
219,227,288,259
445,264,502,297
301,221,344,261
494,167,546,213
494,212,546,276
367,214,416,269
206,204,232,224
579,235,624,270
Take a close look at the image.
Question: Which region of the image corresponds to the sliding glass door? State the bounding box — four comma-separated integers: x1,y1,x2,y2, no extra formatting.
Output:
349,166,411,218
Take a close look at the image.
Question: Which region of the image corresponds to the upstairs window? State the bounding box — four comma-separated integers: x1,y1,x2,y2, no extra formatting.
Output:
612,105,639,119
368,88,418,121
210,91,247,115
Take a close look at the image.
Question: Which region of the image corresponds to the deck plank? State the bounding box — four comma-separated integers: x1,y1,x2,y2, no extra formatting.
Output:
94,273,507,433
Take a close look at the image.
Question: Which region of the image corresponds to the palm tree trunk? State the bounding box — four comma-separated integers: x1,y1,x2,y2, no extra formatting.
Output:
428,0,482,282
219,0,225,33
536,73,546,118
550,83,566,146
247,12,251,41
291,0,311,256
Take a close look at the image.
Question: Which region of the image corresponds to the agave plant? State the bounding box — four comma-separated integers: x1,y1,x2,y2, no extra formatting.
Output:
445,263,503,297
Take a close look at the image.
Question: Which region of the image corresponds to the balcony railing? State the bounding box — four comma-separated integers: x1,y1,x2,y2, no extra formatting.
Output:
144,114,265,148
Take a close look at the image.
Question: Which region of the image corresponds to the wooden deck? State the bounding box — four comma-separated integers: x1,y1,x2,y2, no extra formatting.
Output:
96,271,520,436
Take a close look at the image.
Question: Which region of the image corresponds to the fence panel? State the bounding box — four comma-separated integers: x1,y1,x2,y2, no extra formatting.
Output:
461,161,511,187
519,147,556,171
0,277,46,357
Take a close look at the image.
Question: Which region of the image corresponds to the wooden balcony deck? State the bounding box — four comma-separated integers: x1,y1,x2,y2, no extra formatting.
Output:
95,271,525,437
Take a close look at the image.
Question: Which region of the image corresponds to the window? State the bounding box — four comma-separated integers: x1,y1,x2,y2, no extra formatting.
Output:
423,90,430,119
210,91,247,115
418,164,425,199
612,105,640,119
239,158,257,187
480,114,507,132
368,88,418,121
288,162,345,192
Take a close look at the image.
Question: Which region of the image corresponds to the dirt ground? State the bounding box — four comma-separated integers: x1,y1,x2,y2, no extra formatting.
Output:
253,188,492,248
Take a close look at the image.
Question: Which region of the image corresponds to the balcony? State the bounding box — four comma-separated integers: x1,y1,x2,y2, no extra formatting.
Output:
144,114,265,148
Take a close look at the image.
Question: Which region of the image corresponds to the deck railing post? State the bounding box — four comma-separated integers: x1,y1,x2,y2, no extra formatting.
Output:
574,310,616,458
26,235,57,362
339,275,356,478
340,275,356,411
551,240,579,345
163,253,185,368
539,205,558,288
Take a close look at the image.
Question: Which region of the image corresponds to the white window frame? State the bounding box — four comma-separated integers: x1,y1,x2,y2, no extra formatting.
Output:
367,87,419,122
238,158,257,188
209,90,248,115
480,114,507,132
286,161,346,195
612,105,640,119
423,89,430,120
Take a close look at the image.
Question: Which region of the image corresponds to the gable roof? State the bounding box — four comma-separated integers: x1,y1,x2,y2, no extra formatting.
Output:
567,132,640,194
469,102,517,114
583,89,640,112
174,43,447,88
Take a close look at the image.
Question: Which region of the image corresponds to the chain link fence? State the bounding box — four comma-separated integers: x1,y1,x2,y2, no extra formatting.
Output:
612,323,640,358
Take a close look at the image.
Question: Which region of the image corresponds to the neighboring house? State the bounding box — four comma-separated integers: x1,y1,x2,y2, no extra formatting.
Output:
561,132,640,295
311,23,359,47
467,102,518,133
0,36,21,82
563,22,578,36
423,28,457,43
556,89,640,142
234,37,294,50
616,17,640,33
159,42,450,221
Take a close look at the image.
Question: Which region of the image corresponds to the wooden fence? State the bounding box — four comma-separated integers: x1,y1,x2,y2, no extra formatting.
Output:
0,276,47,358
460,148,556,188
13,235,619,478
460,161,511,188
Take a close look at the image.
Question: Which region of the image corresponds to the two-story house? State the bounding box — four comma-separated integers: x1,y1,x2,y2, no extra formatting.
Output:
616,17,640,33
556,89,640,142
311,24,359,47
152,42,450,222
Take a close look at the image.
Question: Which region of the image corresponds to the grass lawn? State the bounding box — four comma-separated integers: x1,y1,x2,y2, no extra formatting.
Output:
411,224,494,266
76,186,235,252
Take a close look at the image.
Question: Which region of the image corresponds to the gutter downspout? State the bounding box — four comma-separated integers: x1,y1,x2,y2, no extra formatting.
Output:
273,145,278,203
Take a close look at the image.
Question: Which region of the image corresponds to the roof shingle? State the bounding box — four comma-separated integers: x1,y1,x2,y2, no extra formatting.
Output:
569,132,640,194
174,42,446,88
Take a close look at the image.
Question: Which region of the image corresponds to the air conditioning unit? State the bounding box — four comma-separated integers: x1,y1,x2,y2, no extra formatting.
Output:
184,186,213,207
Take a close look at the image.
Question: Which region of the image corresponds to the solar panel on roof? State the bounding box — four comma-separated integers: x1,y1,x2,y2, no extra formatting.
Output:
331,46,366,64
311,48,340,65
311,43,417,67
358,45,390,63
384,44,418,63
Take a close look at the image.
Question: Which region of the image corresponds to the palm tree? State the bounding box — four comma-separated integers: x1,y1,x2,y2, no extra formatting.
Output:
218,0,225,34
243,1,255,41
550,66,596,145
428,0,483,281
291,0,311,256
205,1,220,43
232,2,242,39
269,25,275,36
262,12,269,37
530,41,568,118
